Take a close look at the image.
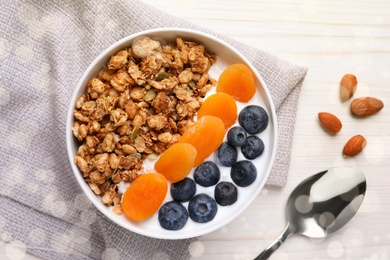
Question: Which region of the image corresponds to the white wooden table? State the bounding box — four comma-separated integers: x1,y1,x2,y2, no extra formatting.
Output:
2,0,389,259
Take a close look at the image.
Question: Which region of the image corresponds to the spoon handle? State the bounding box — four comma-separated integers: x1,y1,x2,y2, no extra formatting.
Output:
254,223,293,260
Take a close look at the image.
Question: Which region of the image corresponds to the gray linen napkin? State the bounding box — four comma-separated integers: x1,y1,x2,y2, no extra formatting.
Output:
0,0,307,259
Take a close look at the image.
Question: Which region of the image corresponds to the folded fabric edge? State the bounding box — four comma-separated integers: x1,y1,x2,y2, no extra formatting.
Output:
266,76,306,186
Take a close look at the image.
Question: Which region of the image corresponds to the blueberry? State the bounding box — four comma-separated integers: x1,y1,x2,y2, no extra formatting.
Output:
227,126,247,147
188,194,218,223
216,142,238,167
171,177,196,202
238,105,269,134
241,135,265,159
214,182,238,206
230,160,257,187
158,201,188,230
194,161,220,187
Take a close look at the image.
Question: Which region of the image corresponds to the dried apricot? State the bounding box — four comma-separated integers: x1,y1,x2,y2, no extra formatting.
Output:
216,63,256,102
197,92,237,129
179,115,226,167
154,143,197,183
121,173,168,221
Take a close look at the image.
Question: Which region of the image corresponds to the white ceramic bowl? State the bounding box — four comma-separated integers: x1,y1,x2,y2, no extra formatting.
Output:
66,28,277,239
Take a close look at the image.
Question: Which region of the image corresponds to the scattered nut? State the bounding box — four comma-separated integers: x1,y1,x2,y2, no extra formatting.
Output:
320,74,383,159
343,135,367,157
318,112,342,134
340,74,357,102
350,97,384,117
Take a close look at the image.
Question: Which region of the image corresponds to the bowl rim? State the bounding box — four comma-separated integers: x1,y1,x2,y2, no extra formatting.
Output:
66,27,278,239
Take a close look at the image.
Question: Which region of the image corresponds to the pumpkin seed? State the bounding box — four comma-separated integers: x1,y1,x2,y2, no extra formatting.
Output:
130,127,139,143
186,89,194,96
107,168,118,179
129,153,142,161
144,89,156,101
147,153,160,160
155,71,170,81
188,80,196,89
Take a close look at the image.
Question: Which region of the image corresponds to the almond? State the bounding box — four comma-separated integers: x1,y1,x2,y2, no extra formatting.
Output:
340,74,357,102
343,135,367,157
350,97,384,117
318,112,342,134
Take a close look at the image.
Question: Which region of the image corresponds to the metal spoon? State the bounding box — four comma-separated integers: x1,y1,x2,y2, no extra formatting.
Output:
255,166,366,259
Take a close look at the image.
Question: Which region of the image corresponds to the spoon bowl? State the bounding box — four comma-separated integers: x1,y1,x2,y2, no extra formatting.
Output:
255,167,366,259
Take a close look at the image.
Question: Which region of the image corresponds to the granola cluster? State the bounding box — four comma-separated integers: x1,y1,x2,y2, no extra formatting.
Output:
72,37,217,214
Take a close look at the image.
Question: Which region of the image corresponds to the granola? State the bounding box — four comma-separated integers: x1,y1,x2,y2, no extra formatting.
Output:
73,37,216,213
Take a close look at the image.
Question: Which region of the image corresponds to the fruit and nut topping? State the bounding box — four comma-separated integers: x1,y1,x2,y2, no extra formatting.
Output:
188,194,218,223
238,105,269,134
216,142,238,167
231,160,258,187
241,136,265,160
73,37,216,213
156,98,267,228
214,182,238,206
121,173,168,221
216,63,256,102
158,201,189,231
73,38,270,231
147,63,267,229
194,161,221,187
227,126,247,147
170,178,196,203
